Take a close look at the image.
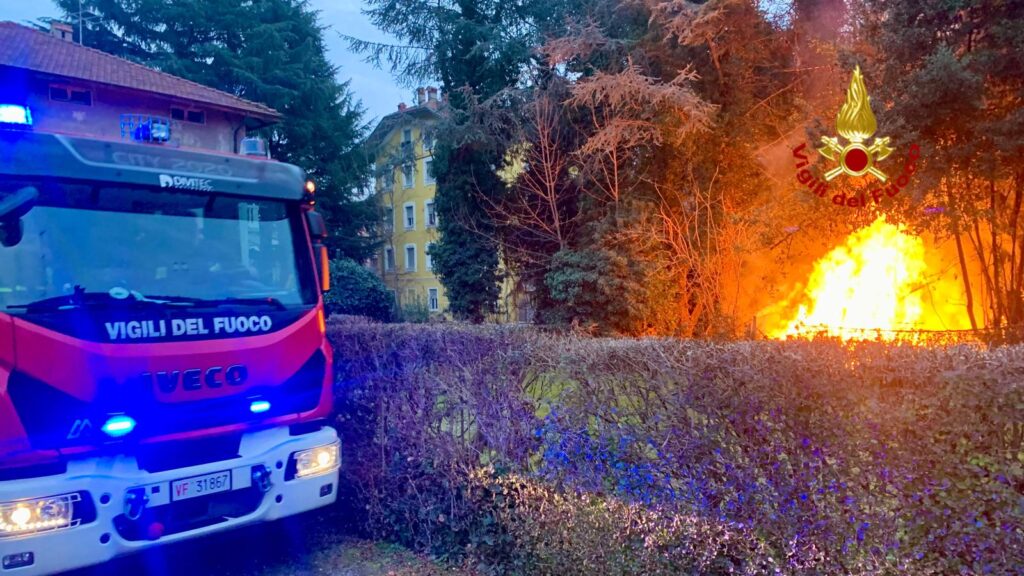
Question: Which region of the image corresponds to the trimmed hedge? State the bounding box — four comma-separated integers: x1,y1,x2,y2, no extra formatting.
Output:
329,322,1024,574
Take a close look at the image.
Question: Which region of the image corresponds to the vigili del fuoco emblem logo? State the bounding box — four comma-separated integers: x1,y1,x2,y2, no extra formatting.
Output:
791,66,920,209
818,65,893,182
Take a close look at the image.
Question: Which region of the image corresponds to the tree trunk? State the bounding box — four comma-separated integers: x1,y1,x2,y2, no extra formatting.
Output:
954,226,979,331
990,178,1006,326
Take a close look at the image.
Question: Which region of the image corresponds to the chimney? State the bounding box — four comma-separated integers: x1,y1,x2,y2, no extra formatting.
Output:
49,21,74,42
398,102,407,112
427,87,438,103
416,87,426,106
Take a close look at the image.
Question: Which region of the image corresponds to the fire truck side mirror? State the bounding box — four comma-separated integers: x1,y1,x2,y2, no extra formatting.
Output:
305,211,327,240
0,187,38,248
305,211,330,293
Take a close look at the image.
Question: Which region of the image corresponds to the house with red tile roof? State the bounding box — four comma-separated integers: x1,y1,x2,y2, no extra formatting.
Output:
0,21,280,154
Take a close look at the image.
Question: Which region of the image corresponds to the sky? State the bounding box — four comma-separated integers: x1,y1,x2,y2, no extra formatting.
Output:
0,0,411,127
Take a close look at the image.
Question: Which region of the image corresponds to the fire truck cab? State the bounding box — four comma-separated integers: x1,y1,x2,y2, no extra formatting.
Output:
0,104,339,575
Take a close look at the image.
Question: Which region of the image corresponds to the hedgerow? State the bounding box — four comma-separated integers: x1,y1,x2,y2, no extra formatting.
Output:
329,321,1024,574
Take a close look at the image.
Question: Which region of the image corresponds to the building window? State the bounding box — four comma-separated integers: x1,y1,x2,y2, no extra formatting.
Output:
428,287,439,312
171,107,206,124
404,244,417,272
49,85,91,105
425,242,434,271
401,129,413,154
384,247,395,271
401,163,413,188
404,202,415,230
383,205,394,229
424,159,436,185
425,200,436,227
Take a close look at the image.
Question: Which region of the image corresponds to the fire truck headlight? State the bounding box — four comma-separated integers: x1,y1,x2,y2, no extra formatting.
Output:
0,494,79,537
292,441,340,479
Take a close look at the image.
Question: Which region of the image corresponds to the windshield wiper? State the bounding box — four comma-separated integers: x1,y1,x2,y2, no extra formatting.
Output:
142,295,288,311
198,297,288,311
6,290,185,312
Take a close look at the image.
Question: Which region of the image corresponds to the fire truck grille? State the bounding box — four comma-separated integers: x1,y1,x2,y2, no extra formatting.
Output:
7,350,326,451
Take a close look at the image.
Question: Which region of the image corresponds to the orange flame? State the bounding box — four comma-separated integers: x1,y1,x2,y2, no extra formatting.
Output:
763,216,969,341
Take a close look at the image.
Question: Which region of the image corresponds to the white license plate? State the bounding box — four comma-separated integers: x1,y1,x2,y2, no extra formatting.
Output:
171,470,232,501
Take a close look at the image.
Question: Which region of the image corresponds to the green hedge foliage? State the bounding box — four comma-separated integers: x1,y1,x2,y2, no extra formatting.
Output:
324,258,394,322
329,322,1024,574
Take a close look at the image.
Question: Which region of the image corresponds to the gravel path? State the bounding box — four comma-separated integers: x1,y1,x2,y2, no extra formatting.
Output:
62,504,466,576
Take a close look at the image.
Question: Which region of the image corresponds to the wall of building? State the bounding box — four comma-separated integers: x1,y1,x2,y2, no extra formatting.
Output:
21,75,247,153
374,120,450,317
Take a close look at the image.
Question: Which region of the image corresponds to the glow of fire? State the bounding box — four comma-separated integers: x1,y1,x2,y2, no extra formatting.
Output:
766,216,961,340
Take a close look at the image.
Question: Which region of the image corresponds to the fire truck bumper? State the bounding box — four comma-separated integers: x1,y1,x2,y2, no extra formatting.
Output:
0,425,339,575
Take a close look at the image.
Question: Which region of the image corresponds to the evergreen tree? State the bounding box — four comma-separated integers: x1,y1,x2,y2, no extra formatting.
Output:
56,0,378,261
428,137,503,322
858,0,1024,330
356,0,552,321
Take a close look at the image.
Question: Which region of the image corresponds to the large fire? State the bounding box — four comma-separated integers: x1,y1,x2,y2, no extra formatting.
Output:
763,216,969,340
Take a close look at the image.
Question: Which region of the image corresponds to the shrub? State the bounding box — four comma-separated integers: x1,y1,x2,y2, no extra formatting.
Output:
332,324,538,558
396,293,431,323
329,324,1024,574
324,258,394,321
327,314,381,327
464,469,778,575
543,247,686,336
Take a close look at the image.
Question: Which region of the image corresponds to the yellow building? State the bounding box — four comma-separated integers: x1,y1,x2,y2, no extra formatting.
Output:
366,88,448,317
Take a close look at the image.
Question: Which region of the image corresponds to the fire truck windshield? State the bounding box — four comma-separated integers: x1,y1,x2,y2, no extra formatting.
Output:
0,180,317,313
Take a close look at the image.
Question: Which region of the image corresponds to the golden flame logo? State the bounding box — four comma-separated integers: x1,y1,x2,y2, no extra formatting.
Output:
818,66,893,182
836,67,876,143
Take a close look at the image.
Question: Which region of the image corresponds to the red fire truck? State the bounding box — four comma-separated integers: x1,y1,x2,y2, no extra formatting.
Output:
0,104,339,574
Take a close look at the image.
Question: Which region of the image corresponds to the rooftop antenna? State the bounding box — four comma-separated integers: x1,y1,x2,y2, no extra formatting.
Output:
72,0,101,45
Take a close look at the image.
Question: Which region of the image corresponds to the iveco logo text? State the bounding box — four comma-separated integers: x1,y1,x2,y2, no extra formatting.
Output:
159,173,213,191
145,364,249,394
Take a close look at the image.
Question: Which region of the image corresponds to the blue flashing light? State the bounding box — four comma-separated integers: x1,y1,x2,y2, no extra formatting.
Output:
0,104,32,126
101,415,136,437
249,400,271,414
